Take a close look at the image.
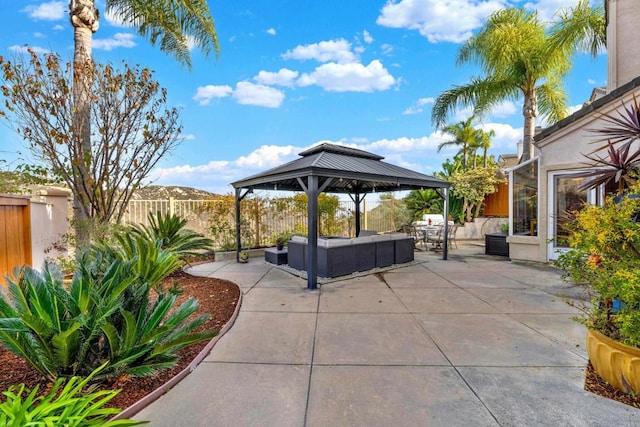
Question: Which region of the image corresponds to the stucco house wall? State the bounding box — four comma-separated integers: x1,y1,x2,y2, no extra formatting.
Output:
607,0,640,92
507,80,640,263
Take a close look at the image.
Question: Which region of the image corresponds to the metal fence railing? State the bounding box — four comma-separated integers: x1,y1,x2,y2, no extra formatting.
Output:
121,196,409,250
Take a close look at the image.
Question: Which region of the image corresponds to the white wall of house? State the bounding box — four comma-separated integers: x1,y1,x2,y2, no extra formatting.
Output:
30,188,71,269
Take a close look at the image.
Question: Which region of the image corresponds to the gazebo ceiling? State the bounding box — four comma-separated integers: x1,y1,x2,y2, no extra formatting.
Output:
231,143,450,194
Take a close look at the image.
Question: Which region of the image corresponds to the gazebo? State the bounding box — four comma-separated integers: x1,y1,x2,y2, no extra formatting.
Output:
231,143,451,290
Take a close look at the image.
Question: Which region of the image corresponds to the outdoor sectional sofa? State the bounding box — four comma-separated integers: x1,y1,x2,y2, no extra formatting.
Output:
287,233,414,278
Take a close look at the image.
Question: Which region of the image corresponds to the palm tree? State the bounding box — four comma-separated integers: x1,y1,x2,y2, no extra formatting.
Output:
69,0,218,68
431,2,605,163
68,0,219,244
437,117,480,170
476,128,495,167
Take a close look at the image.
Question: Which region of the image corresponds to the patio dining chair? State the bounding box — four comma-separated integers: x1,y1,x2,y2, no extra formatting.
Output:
401,224,425,250
447,223,458,249
424,224,444,249
424,222,457,250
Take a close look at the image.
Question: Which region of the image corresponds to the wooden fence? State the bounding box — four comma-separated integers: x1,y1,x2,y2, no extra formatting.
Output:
0,194,32,285
482,182,509,217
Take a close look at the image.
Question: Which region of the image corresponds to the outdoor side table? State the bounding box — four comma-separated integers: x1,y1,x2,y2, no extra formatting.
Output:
265,247,288,265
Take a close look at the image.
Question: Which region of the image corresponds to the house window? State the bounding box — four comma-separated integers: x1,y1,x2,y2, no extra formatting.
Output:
511,158,538,236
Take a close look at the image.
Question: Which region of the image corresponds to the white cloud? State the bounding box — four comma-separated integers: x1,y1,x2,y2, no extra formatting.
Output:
381,44,394,55
282,39,357,64
488,100,518,118
22,1,64,21
192,85,233,105
93,33,136,50
377,0,505,43
236,145,298,168
53,24,64,31
8,45,50,54
363,30,374,44
150,160,231,184
566,103,584,116
524,0,580,23
297,60,396,93
149,145,301,193
477,122,522,150
233,81,285,108
364,135,441,152
403,97,435,115
183,134,196,141
266,28,277,36
254,68,299,87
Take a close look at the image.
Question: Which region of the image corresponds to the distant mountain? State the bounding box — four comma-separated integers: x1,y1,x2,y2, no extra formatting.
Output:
131,185,218,200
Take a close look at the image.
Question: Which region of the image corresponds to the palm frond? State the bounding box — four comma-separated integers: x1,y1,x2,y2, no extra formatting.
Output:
431,77,516,128
548,0,606,58
536,78,569,125
106,0,219,69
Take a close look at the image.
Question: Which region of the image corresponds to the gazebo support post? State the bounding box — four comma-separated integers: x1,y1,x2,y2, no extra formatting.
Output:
443,187,449,261
354,192,362,237
306,176,319,290
234,188,252,263
235,188,242,263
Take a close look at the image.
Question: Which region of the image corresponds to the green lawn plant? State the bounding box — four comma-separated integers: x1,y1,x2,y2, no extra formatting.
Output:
556,184,640,348
0,238,216,381
0,364,145,426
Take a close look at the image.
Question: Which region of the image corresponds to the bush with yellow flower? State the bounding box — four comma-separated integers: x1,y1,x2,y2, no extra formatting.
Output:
557,183,640,347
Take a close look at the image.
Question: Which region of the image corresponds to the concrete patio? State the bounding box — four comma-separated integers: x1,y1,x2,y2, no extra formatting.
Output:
135,243,639,426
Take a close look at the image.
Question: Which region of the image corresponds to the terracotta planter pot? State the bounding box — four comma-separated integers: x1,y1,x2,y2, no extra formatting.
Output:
586,329,640,394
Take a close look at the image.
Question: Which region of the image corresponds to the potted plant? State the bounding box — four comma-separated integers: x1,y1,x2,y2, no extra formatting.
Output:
557,97,640,395
275,231,292,251
239,249,249,263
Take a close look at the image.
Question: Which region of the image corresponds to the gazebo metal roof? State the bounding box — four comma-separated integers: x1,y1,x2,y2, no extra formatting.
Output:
231,143,450,193
231,143,451,290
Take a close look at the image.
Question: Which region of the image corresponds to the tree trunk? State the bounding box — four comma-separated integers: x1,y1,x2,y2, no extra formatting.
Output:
70,0,99,248
462,143,467,169
521,92,538,162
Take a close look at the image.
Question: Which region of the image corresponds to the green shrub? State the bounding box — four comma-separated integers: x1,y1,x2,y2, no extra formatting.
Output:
92,232,183,290
0,364,145,426
0,253,216,381
556,184,640,347
132,211,214,258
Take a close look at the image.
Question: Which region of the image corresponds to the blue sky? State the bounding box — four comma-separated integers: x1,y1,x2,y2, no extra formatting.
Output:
1,0,607,195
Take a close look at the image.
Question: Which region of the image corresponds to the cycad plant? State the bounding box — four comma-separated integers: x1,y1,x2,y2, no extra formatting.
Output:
0,250,215,381
131,211,214,259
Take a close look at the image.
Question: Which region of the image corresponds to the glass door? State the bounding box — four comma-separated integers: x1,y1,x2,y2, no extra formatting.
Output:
547,172,597,261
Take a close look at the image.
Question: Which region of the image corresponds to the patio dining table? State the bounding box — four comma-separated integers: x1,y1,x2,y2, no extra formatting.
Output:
414,224,444,250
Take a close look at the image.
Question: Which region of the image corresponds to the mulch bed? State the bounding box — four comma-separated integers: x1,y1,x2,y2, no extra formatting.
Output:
584,361,640,408
0,269,240,411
